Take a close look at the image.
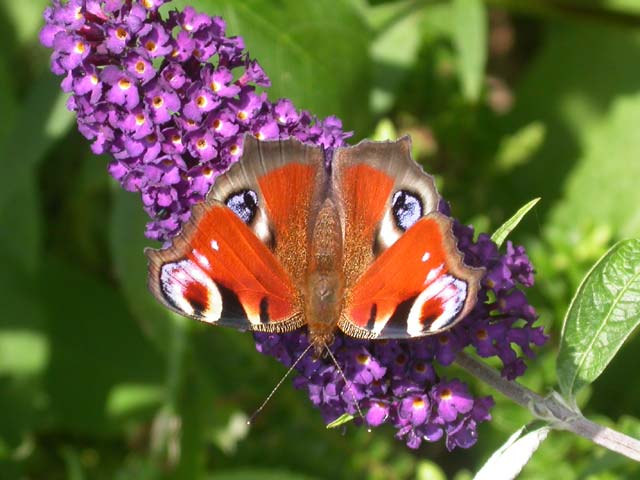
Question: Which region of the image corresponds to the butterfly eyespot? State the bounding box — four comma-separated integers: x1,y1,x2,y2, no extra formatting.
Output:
225,189,258,224
391,190,423,231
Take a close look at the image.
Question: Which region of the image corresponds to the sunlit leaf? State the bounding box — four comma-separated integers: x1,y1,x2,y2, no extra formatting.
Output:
453,0,487,102
494,122,546,173
491,198,541,248
369,1,425,113
416,460,446,480
557,239,640,399
106,383,164,418
326,413,355,429
474,423,550,480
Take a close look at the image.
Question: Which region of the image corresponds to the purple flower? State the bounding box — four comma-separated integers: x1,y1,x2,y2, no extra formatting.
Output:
41,0,349,241
366,401,390,427
41,0,546,453
432,380,474,422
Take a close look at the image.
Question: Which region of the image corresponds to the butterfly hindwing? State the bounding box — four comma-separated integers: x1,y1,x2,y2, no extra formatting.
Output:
146,201,303,331
340,213,483,339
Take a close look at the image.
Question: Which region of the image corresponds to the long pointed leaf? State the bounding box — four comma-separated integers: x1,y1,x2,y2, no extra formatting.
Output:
557,239,640,399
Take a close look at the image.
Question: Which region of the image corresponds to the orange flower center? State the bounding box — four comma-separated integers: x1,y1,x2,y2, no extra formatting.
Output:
476,329,488,341
356,353,370,365
118,78,131,90
439,388,452,400
144,40,157,52
74,41,86,54
196,95,207,108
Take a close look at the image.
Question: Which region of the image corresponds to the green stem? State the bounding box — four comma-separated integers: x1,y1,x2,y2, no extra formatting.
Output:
455,351,640,462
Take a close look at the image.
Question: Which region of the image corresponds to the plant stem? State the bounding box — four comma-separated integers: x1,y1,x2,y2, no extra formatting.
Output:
455,351,640,462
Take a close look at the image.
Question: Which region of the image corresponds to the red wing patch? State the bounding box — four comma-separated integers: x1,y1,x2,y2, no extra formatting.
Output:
337,163,395,286
257,162,320,281
146,202,302,332
340,213,483,339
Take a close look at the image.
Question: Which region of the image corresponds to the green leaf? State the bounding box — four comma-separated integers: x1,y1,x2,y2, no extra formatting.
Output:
326,413,355,429
110,187,176,351
40,255,164,434
491,198,541,248
557,239,640,399
2,0,50,44
106,383,164,419
416,461,446,480
452,0,487,102
174,0,373,137
0,74,74,213
494,122,546,173
493,23,640,238
474,423,550,480
369,1,425,113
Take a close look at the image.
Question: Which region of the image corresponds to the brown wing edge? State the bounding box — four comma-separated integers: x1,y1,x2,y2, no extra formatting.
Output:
338,212,485,339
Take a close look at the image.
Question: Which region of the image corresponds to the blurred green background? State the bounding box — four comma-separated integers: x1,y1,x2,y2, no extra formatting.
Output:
2,0,640,478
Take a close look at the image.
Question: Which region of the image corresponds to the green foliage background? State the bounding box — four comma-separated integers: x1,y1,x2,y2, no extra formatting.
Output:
1,0,640,478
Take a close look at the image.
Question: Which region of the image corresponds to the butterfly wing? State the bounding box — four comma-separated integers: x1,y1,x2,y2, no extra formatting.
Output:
146,136,326,332
333,137,483,339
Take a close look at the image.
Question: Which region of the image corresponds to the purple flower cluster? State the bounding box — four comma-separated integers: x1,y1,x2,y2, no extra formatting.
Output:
255,214,546,450
41,0,547,451
40,0,350,242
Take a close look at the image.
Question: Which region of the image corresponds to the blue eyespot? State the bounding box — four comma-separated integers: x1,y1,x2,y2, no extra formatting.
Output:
226,189,258,224
392,190,422,231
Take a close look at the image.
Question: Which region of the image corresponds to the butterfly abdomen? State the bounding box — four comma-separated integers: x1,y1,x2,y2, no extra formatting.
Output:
305,199,344,351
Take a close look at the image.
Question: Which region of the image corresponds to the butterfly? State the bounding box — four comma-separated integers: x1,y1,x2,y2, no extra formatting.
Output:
146,136,483,355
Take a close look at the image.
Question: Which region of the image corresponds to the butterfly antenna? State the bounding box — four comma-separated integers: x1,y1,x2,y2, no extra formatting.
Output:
247,342,314,426
322,342,369,432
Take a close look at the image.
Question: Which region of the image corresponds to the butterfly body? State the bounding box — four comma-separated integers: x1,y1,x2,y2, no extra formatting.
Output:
146,136,483,353
304,198,345,351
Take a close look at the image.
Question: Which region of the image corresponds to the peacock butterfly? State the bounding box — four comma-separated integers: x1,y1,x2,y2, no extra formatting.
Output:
146,136,483,355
